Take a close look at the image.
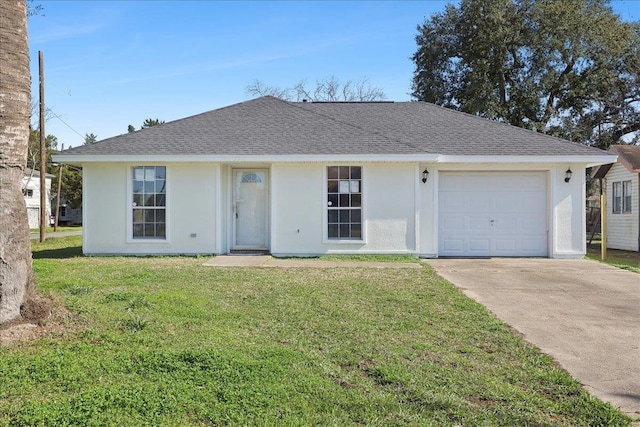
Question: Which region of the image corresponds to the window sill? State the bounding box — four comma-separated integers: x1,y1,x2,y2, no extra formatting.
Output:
323,239,365,245
126,238,169,244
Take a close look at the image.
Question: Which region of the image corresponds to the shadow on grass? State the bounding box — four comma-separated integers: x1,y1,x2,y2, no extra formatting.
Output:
32,245,83,259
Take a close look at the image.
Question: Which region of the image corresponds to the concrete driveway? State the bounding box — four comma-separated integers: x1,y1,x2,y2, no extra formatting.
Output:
425,258,640,418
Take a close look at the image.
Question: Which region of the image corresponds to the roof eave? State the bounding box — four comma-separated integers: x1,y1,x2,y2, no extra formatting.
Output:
52,153,441,164
53,153,616,166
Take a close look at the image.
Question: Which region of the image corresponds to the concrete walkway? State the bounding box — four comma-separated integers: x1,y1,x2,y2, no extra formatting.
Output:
30,231,82,240
425,258,640,418
203,255,422,269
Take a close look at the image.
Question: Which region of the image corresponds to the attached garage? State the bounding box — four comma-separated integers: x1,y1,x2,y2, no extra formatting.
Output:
438,172,548,257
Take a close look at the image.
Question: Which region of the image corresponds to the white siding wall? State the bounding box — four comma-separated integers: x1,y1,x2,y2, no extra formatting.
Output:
270,163,416,255
605,163,639,251
83,163,219,255
22,174,52,229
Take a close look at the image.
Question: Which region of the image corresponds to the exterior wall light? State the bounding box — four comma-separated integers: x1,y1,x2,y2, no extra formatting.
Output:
564,168,572,183
422,168,429,183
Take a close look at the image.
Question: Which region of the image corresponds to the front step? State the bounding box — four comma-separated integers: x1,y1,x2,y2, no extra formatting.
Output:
229,249,270,256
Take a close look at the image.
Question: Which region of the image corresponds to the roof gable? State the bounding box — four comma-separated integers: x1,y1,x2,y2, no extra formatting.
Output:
608,145,640,173
59,96,611,159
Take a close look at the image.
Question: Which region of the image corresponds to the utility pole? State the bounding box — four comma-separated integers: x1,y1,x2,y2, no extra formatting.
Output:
39,51,46,243
54,144,64,232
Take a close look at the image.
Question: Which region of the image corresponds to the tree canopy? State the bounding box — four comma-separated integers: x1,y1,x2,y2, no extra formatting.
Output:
128,119,165,132
83,133,97,144
411,0,640,148
246,76,386,102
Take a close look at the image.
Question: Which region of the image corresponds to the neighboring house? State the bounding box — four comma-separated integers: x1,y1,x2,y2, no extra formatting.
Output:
54,96,615,258
22,168,53,229
51,196,83,226
591,145,640,252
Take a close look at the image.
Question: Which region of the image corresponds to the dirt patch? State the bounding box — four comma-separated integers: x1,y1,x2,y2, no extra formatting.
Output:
0,294,76,346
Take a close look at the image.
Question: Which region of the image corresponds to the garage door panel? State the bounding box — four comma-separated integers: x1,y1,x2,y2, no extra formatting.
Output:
439,172,548,257
469,216,491,231
520,215,546,231
469,239,490,251
494,216,516,231
495,239,516,252
517,192,546,211
440,193,466,211
521,238,547,252
441,216,466,231
442,239,464,252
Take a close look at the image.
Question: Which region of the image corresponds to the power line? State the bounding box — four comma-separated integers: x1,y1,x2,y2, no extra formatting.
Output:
47,110,85,142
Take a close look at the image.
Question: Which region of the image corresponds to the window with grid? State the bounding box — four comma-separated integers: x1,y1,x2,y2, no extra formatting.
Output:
612,181,622,214
327,166,362,240
132,166,166,239
623,180,632,213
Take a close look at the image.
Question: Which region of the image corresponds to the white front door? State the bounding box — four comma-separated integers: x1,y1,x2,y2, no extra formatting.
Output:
233,169,268,249
438,172,548,257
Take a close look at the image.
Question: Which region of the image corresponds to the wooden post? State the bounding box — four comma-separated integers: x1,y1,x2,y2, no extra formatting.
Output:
54,144,63,232
39,51,46,243
600,193,607,260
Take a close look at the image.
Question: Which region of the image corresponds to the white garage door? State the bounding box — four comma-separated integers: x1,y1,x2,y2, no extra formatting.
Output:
438,172,548,257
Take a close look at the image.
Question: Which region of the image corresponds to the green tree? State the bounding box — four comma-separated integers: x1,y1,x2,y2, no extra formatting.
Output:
0,0,37,323
246,76,386,102
127,124,135,133
141,118,164,129
26,130,57,171
411,0,640,148
52,164,82,210
83,133,97,144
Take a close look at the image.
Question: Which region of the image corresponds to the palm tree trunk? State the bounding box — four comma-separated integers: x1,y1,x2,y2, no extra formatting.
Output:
0,0,37,323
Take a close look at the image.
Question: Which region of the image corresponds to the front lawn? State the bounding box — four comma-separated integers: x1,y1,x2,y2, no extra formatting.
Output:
30,226,82,234
0,236,631,426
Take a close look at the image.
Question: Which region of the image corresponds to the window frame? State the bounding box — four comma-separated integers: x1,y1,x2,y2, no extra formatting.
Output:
612,181,622,214
622,180,632,213
323,165,366,244
127,165,169,242
612,180,632,215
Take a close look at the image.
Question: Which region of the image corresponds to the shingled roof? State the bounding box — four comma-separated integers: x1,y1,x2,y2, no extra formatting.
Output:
609,144,640,172
59,96,609,158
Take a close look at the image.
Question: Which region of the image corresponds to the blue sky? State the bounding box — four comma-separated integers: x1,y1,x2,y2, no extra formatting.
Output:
28,0,639,148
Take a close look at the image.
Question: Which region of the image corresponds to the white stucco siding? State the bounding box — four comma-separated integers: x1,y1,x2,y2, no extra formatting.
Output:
83,163,219,255
270,163,416,255
83,164,127,254
605,163,639,251
551,164,586,257
270,164,324,255
364,164,416,252
418,164,437,258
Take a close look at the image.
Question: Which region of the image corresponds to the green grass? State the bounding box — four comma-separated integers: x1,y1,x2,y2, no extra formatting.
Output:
30,226,82,233
586,241,640,274
0,236,631,426
277,253,421,263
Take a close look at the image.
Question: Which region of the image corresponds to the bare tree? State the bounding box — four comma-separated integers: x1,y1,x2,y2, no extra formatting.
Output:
0,0,37,323
246,76,386,102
